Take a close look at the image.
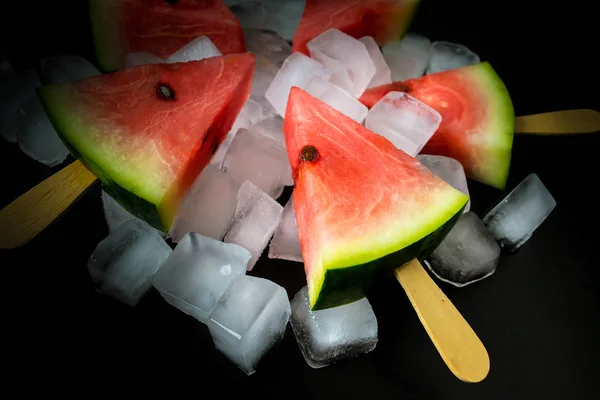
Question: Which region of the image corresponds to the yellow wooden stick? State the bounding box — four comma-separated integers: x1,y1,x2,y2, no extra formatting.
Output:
395,259,490,383
515,109,600,135
0,160,97,249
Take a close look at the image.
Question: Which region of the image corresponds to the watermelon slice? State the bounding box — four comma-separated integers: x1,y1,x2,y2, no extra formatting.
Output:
292,0,420,55
89,0,246,71
284,87,468,310
359,62,515,190
38,54,255,232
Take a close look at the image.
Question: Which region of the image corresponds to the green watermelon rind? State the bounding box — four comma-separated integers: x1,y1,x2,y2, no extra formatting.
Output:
89,0,125,72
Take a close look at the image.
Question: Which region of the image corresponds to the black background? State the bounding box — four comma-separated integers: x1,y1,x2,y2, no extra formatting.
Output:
1,1,599,398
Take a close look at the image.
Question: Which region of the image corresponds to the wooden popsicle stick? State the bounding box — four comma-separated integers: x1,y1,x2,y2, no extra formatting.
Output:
515,109,600,135
0,160,98,249
395,259,490,383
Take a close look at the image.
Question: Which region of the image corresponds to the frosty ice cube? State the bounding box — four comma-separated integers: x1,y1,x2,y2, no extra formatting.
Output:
207,275,291,375
483,173,556,251
101,190,165,237
244,29,292,68
265,52,331,117
0,69,41,143
416,155,471,212
166,36,222,64
382,33,432,82
268,196,302,262
307,29,376,98
125,52,164,68
40,56,100,85
252,56,280,99
87,219,172,307
152,233,250,323
170,165,240,242
359,36,392,88
224,181,284,270
290,287,378,369
365,91,442,156
248,116,285,145
305,78,369,124
425,212,500,287
231,2,270,31
427,41,481,74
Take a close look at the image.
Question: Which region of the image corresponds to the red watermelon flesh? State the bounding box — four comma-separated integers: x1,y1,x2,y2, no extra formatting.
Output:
358,63,515,190
90,0,246,71
292,0,420,55
39,53,255,231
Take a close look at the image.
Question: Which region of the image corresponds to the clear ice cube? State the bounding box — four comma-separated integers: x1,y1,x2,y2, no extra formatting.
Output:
483,173,556,251
170,165,240,242
365,91,442,156
40,55,100,85
0,69,41,143
416,155,471,212
425,212,500,287
0,54,14,76
207,275,291,375
223,181,284,270
152,232,250,323
290,286,378,369
268,196,302,262
306,78,369,123
265,52,331,117
166,36,222,64
359,36,392,88
101,190,166,237
307,28,376,98
382,33,432,82
252,56,280,98
248,115,285,146
231,2,271,31
87,219,172,307
125,52,164,68
427,41,481,74
244,29,292,68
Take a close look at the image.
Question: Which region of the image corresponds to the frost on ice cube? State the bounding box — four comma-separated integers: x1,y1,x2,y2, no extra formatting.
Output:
17,95,69,167
290,287,378,369
87,219,172,307
382,33,432,82
483,173,556,251
365,92,442,156
268,196,302,262
0,54,14,76
262,0,305,41
0,69,41,143
359,36,392,88
427,41,481,74
307,29,376,98
125,52,164,68
223,129,292,198
207,275,291,375
224,181,284,270
40,56,100,85
101,190,165,237
244,29,292,68
265,53,331,117
152,233,250,323
231,2,270,31
170,165,240,242
306,78,369,124
416,155,471,212
251,56,280,99
425,212,500,287
166,36,222,63
248,115,285,145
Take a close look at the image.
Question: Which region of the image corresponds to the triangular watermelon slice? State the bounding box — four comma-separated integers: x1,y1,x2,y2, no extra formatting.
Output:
38,53,255,232
89,0,246,71
292,0,420,55
284,87,468,310
359,62,515,190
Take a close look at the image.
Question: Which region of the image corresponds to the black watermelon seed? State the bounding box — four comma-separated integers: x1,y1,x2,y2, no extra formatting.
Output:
156,83,176,101
300,145,319,162
165,0,178,5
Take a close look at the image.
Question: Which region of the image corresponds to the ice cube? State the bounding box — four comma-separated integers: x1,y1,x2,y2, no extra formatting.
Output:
231,1,270,30
207,275,291,375
170,165,240,242
244,29,292,68
265,52,331,117
262,0,305,41
307,29,376,98
359,36,392,88
425,212,500,287
382,33,432,82
483,173,556,251
268,196,302,262
224,181,284,270
87,219,172,307
166,36,222,64
290,287,378,369
16,95,69,167
40,56,100,85
248,116,285,146
0,69,41,143
152,233,250,323
223,129,292,198
0,54,14,76
101,190,166,237
416,155,471,212
125,52,164,68
305,78,368,123
365,91,442,156
427,41,481,74
251,56,280,99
